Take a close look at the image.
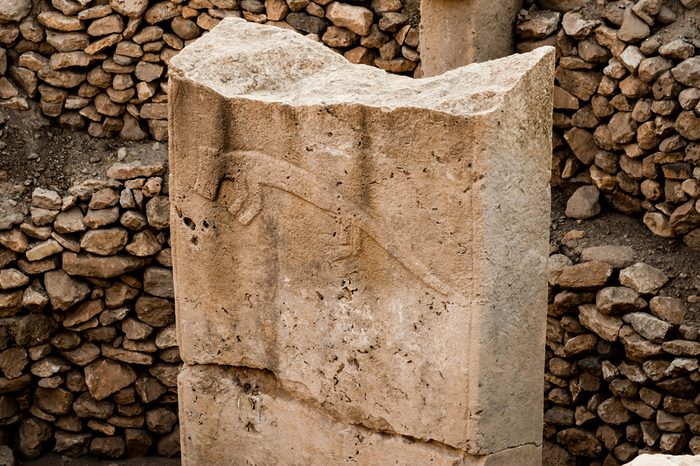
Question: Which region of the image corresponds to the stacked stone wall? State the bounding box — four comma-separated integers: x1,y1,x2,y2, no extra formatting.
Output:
546,235,700,464
0,159,179,459
515,1,700,246
0,0,420,141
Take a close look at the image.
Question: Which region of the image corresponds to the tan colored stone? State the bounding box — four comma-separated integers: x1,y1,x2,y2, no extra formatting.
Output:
80,228,128,256
170,19,554,462
44,270,90,312
84,359,137,400
419,0,522,77
579,304,623,341
62,252,148,278
37,12,84,32
558,261,613,289
26,239,63,261
619,263,669,294
180,364,542,465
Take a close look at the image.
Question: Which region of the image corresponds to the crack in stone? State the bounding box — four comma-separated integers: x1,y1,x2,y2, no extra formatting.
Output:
193,362,540,462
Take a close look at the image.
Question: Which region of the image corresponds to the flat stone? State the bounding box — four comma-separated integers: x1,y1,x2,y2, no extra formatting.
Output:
620,325,663,360
54,208,86,234
558,261,613,290
597,397,632,425
80,228,129,256
135,296,173,327
84,207,120,229
672,57,700,88
561,11,598,39
61,342,100,366
0,347,28,379
44,270,90,311
326,3,372,36
624,312,673,342
579,304,623,341
107,161,166,180
0,202,23,232
146,407,177,434
32,188,62,210
135,375,166,403
0,269,29,290
143,267,173,298
122,318,153,340
580,245,635,268
650,297,687,325
110,0,148,18
516,10,560,39
125,230,161,256
89,436,125,458
102,345,153,365
34,387,73,415
84,359,137,400
0,0,31,22
617,9,650,43
596,286,646,314
0,229,28,253
145,196,169,229
62,252,148,278
619,263,669,294
662,340,700,357
63,299,104,328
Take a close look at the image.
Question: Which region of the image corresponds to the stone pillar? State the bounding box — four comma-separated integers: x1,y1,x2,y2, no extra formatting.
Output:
419,0,523,77
169,18,554,466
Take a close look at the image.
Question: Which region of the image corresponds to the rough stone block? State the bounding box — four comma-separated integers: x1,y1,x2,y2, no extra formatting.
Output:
169,18,554,465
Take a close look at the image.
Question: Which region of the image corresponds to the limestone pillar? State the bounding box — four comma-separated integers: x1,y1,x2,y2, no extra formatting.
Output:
419,0,524,77
169,18,554,465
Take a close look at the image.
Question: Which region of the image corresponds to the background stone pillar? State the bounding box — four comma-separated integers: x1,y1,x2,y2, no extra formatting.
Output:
169,18,554,465
419,0,524,77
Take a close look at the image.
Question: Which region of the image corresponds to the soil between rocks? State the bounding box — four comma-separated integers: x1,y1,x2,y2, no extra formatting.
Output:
551,185,700,324
0,105,167,211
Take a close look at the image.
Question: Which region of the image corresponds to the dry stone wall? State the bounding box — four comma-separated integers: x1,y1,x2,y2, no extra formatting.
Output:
515,1,700,247
546,232,700,465
0,159,180,460
0,0,420,141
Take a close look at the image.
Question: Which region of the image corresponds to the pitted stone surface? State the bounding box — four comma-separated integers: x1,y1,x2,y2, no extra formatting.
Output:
170,18,554,465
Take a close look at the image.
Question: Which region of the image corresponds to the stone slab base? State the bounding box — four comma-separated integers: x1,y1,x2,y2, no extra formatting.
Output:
178,364,541,466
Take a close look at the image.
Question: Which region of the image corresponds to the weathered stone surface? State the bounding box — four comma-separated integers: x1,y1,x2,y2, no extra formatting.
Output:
0,347,28,379
135,296,173,327
84,359,137,400
565,186,600,219
44,270,90,311
26,239,63,261
650,297,687,326
0,0,31,22
63,299,104,328
580,245,635,269
34,387,73,415
143,267,173,298
180,364,541,465
62,252,149,278
80,228,129,255
145,196,169,230
623,312,673,342
171,19,554,462
596,286,646,314
579,304,623,341
619,263,669,295
558,261,613,289
107,161,166,180
0,268,29,290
